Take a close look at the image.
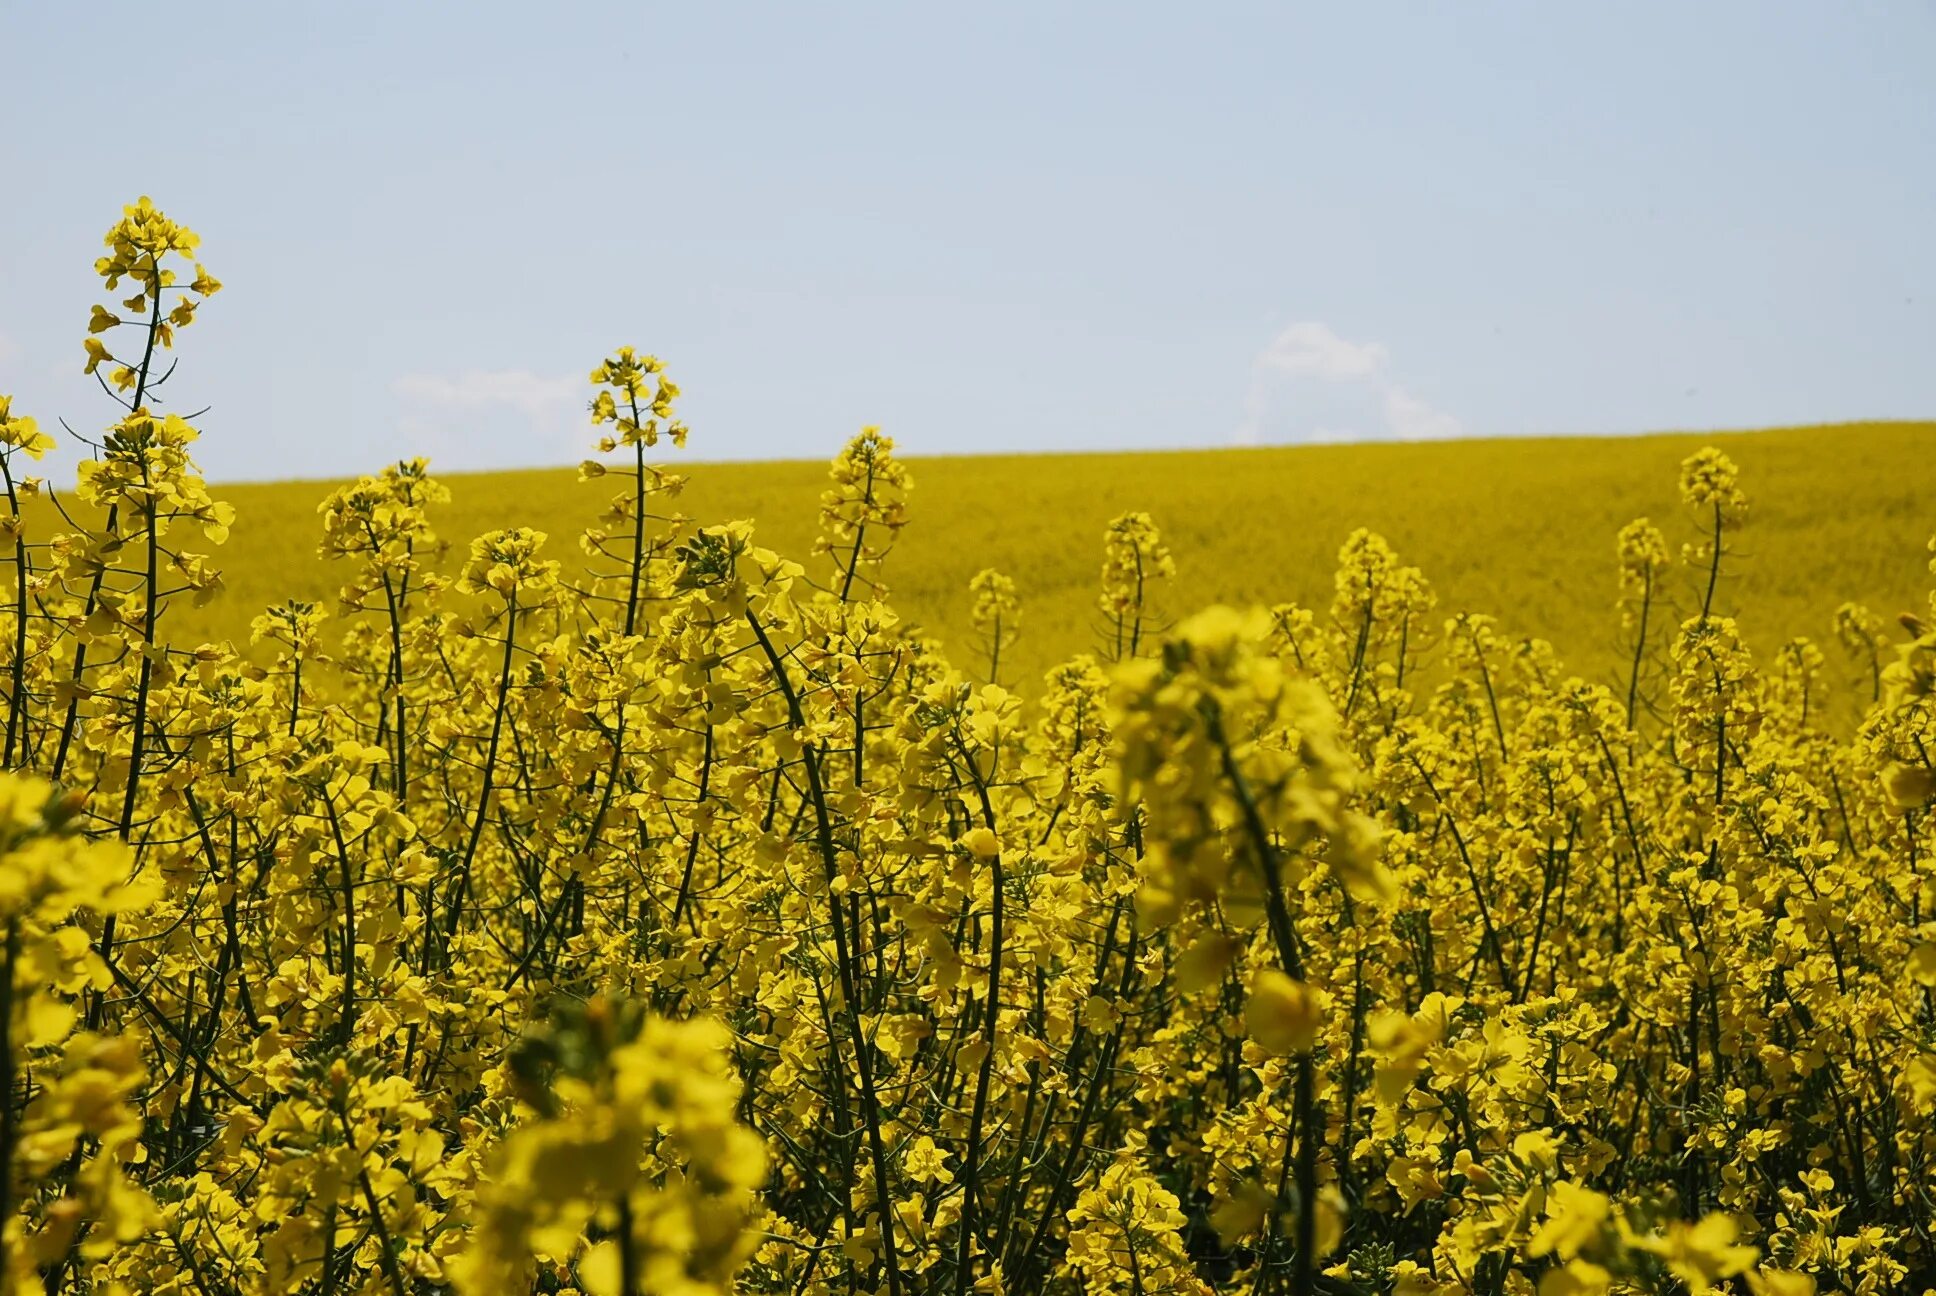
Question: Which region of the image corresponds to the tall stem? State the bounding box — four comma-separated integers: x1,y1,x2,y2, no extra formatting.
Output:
952,776,1004,1296
442,597,519,950
1,457,28,767
744,610,903,1296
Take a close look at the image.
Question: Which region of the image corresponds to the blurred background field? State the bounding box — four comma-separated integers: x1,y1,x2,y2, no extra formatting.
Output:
61,419,1933,709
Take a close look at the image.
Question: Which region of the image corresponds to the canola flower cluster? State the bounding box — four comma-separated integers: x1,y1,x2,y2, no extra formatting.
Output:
0,199,1929,1296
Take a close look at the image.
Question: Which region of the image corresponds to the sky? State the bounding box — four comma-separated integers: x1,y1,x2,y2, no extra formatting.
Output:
2,1,1933,481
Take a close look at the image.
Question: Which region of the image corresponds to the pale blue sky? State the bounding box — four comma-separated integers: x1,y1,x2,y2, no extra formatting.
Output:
2,2,1932,480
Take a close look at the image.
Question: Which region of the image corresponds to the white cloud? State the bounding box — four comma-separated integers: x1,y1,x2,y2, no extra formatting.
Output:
1255,321,1388,381
1239,320,1463,446
391,368,584,462
1382,386,1464,440
393,368,581,424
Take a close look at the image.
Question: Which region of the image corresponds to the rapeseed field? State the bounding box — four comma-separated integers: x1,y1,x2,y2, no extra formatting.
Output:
2,196,1933,1296
129,422,1935,704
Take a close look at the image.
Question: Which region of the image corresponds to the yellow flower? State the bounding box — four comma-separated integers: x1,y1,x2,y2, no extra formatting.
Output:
904,1136,954,1185
1246,970,1327,1055
959,826,1001,858
1883,761,1936,808
1537,1260,1613,1296
0,395,54,459
1639,1214,1758,1295
1527,1181,1611,1261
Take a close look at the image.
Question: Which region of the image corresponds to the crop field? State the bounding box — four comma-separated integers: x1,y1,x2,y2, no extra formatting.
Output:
118,421,1936,706
2,197,1933,1296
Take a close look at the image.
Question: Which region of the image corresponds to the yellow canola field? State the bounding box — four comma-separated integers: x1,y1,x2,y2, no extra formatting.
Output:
7,196,1936,1296
121,420,1936,699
